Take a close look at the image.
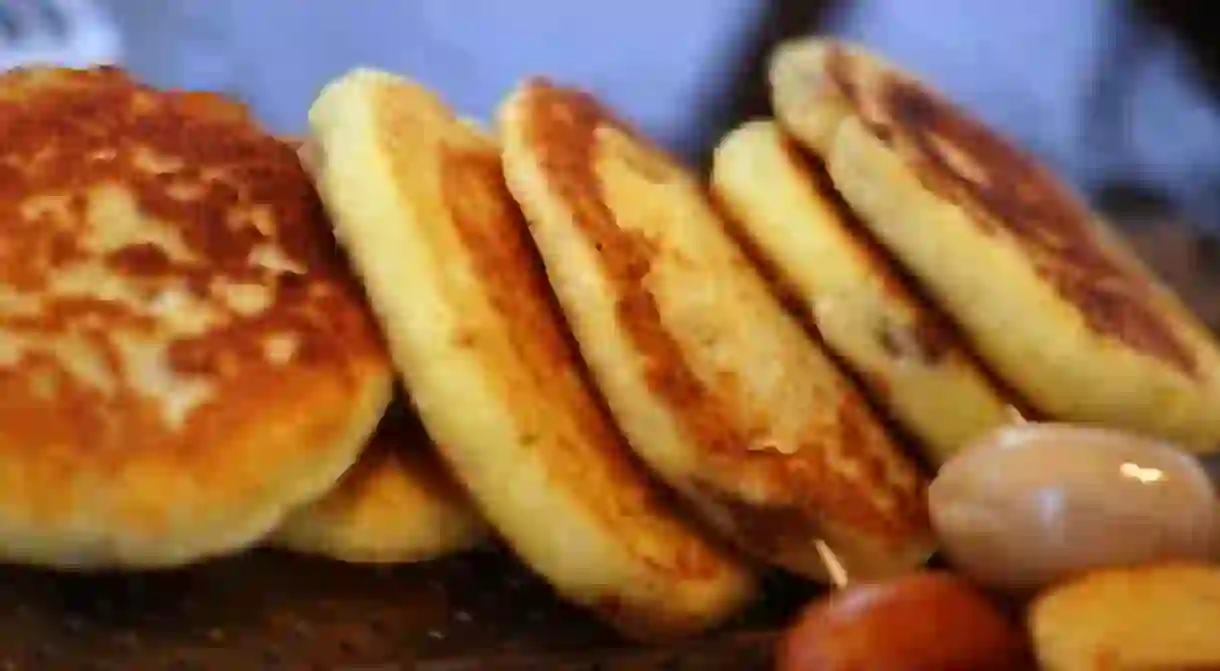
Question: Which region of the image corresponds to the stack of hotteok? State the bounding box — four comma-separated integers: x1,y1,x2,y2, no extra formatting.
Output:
0,38,1217,643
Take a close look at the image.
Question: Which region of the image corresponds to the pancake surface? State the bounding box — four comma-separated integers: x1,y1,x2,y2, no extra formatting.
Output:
771,38,1220,451
0,67,392,568
499,80,933,581
1030,563,1220,670
306,69,754,640
273,404,487,564
712,120,1016,466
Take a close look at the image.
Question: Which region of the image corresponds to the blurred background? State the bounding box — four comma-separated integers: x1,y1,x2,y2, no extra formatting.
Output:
3,0,1219,235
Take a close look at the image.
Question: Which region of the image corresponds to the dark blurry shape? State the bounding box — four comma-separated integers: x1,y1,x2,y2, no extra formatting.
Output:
692,0,838,170
1086,2,1220,231
1095,183,1175,221
1130,0,1220,100
33,0,68,37
0,5,18,43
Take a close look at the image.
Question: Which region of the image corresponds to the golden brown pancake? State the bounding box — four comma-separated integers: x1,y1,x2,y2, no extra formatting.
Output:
498,79,934,581
1030,563,1220,670
305,69,754,640
711,120,1017,466
0,67,392,568
771,38,1220,452
273,404,487,564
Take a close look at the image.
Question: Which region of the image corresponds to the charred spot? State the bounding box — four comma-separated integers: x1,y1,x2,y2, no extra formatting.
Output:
875,318,950,364
105,243,177,278
47,230,83,268
691,479,818,557
274,271,309,297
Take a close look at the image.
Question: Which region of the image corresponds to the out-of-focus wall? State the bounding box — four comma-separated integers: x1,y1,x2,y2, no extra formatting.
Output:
92,0,1220,227
101,0,759,159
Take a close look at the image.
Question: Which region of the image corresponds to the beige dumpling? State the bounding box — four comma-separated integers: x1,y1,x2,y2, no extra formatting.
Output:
930,422,1216,592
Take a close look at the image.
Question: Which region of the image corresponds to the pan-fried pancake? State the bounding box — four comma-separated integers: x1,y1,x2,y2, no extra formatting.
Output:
711,120,1017,466
305,69,754,640
0,67,392,568
273,404,487,564
498,80,934,581
770,38,1220,452
1030,563,1220,670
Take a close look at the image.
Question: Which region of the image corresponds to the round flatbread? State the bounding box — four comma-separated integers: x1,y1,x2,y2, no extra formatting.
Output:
0,67,392,568
305,69,754,640
273,405,487,564
770,38,1220,452
1030,564,1220,670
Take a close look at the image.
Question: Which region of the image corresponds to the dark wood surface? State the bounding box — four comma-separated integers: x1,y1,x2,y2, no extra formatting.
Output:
0,546,810,671
687,0,837,171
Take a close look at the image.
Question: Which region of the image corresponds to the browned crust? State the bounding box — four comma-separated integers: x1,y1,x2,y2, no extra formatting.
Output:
774,132,1037,418
309,407,471,515
0,67,387,532
436,145,735,586
359,80,748,634
822,45,1197,376
776,135,955,365
514,79,929,553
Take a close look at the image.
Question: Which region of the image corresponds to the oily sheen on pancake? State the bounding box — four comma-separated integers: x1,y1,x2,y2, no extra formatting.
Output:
711,120,1016,466
0,67,392,568
770,38,1220,452
273,405,487,564
305,69,754,641
499,80,934,582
